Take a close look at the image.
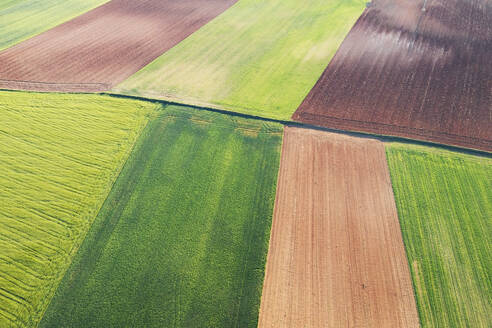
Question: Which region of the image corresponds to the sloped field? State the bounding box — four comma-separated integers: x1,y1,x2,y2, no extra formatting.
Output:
293,0,492,151
0,0,237,92
259,127,419,327
39,106,282,327
387,144,492,327
0,91,154,327
0,0,109,51
114,0,366,120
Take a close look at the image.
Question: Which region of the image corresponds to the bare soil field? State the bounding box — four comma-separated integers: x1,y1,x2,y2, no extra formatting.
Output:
0,0,237,92
293,0,492,152
258,127,419,327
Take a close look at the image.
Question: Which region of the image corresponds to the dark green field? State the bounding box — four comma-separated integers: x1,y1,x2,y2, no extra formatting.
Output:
386,144,491,327
39,105,283,327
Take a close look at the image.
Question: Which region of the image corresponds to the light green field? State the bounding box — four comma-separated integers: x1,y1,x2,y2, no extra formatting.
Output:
386,144,491,327
115,0,366,120
0,91,155,327
0,0,109,51
39,106,282,327
0,0,27,11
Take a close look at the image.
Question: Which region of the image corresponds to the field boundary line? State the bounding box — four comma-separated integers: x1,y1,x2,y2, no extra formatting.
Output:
0,79,111,92
294,111,492,151
102,92,492,158
0,87,488,156
158,113,282,135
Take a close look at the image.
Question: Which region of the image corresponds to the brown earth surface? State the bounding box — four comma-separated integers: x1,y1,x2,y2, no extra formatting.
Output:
293,0,492,152
0,0,237,92
258,127,420,328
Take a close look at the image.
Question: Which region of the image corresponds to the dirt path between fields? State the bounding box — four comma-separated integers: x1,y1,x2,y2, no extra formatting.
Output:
0,0,237,92
258,127,419,327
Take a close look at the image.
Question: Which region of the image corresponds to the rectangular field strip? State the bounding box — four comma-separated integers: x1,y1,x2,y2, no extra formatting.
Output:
259,127,419,327
387,144,492,327
0,91,154,327
39,106,282,327
114,0,366,120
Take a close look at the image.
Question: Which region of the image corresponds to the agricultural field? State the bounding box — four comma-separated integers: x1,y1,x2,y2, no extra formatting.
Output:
293,0,492,151
259,127,419,327
0,0,237,92
0,0,109,51
0,0,491,327
114,0,366,120
39,106,283,327
0,91,155,327
0,0,27,11
387,144,492,327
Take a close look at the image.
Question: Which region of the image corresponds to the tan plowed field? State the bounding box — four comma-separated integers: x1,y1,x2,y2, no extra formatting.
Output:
0,0,237,92
258,127,419,328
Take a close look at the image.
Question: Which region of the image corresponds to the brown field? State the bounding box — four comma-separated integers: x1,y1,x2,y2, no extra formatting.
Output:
293,0,492,152
258,127,419,327
0,0,237,92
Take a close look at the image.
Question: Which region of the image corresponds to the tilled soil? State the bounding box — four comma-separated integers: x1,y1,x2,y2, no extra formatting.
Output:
293,0,492,152
258,127,420,328
0,0,237,92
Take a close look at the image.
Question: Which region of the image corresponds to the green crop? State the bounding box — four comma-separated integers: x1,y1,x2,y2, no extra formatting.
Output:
40,106,283,327
0,91,154,327
386,144,492,327
114,0,365,121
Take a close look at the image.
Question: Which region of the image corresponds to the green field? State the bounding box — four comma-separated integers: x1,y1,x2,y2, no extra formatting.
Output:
114,0,366,120
0,0,27,11
386,144,492,327
40,106,283,327
0,0,109,51
0,91,155,327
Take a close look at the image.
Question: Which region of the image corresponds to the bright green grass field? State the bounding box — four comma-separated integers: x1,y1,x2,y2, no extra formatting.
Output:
0,91,155,327
0,0,109,51
114,0,366,121
39,106,283,327
386,144,491,327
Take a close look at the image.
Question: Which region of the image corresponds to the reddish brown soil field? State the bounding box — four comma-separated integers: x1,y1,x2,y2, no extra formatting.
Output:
293,0,492,152
0,0,237,92
258,127,419,328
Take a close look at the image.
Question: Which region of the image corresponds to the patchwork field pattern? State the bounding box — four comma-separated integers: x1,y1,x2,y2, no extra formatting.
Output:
115,0,366,120
0,0,109,51
0,92,154,327
40,107,282,327
293,0,492,151
259,127,419,327
0,0,237,92
387,145,492,327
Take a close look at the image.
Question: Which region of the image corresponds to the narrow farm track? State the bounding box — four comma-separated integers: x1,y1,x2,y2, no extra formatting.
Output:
259,127,419,327
293,0,492,152
0,0,237,92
